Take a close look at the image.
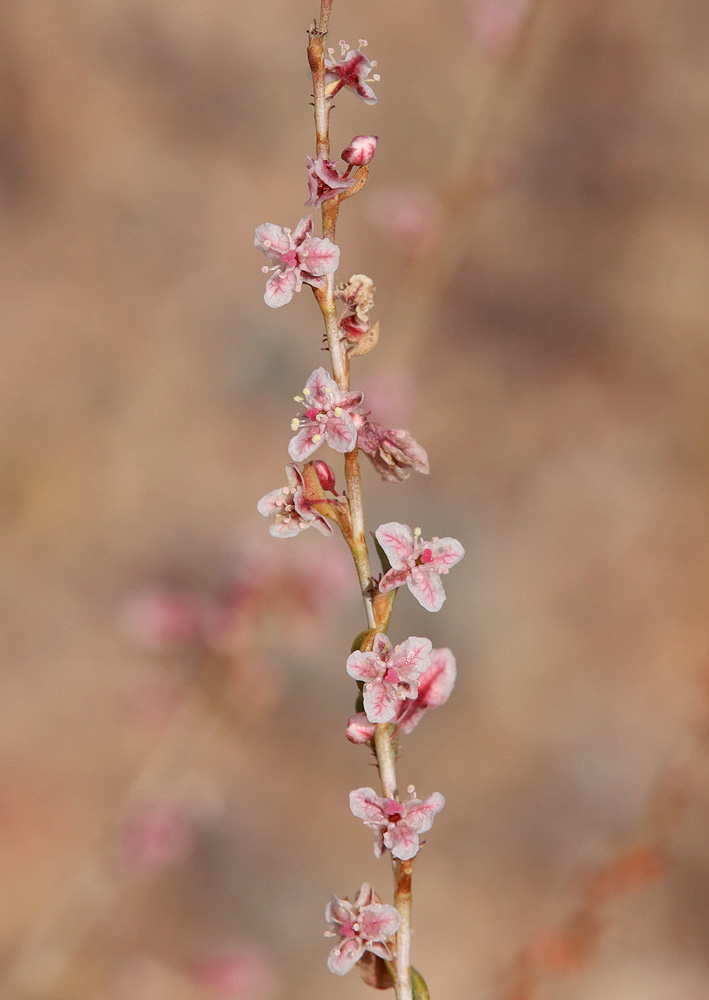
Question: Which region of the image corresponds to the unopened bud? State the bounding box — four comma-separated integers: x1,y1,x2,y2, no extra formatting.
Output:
341,135,379,167
313,460,337,493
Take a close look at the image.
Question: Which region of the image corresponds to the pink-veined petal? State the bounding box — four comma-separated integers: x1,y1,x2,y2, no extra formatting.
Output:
346,651,380,683
367,940,394,961
339,389,364,411
363,680,399,724
379,566,410,594
355,882,376,908
301,272,326,289
349,787,387,827
269,518,305,538
429,537,465,570
256,487,288,518
418,648,457,709
325,411,357,453
264,268,297,308
292,216,314,245
284,464,303,491
407,567,446,612
375,522,415,569
325,896,354,926
384,823,420,861
298,236,340,276
356,80,378,105
388,637,432,682
328,938,363,976
288,425,323,462
360,903,400,941
346,712,377,744
402,792,445,834
372,633,392,658
305,366,339,405
254,222,292,261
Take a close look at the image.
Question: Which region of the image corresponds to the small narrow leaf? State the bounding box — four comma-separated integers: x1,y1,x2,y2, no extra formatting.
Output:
411,966,430,1000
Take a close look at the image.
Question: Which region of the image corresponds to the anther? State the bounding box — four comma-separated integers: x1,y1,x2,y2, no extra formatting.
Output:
261,266,269,274
290,418,299,431
303,388,311,396
312,433,322,442
334,406,342,417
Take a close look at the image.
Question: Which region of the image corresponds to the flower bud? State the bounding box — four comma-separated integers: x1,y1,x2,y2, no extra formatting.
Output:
346,712,377,744
341,135,379,166
312,460,337,493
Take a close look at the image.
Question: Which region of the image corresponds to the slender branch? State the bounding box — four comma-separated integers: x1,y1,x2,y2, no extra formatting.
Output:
306,12,413,998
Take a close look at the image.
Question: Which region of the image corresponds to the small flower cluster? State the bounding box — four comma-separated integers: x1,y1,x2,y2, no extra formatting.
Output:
254,18,465,987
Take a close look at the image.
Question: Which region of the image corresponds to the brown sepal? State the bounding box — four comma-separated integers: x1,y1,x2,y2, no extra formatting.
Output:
349,320,380,358
301,462,352,539
358,952,395,991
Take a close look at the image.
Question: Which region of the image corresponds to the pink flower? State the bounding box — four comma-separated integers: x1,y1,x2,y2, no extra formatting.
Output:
349,787,445,860
312,459,337,493
325,49,378,105
306,154,357,207
119,588,205,652
376,522,464,612
325,883,400,975
346,647,456,742
469,0,529,55
341,135,379,166
187,948,275,1000
289,367,363,461
257,464,332,538
254,217,339,308
358,420,430,483
121,802,192,874
346,633,432,724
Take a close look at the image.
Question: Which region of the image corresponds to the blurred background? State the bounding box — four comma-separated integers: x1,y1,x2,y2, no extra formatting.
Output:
2,0,709,997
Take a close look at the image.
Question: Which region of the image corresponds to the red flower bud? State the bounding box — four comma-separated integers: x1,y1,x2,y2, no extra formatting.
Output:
313,460,337,492
341,135,379,166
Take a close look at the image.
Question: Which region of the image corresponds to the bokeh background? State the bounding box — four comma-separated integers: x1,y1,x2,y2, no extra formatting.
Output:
2,0,709,998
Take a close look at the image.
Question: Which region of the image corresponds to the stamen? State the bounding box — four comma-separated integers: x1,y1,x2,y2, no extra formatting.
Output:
263,239,271,248
282,487,290,495
324,386,333,394
372,74,381,81
407,784,416,796
358,38,368,47
334,406,342,417
414,527,422,538
261,265,269,274
294,395,304,403
327,47,335,56
312,433,322,442
290,418,300,431
303,387,311,396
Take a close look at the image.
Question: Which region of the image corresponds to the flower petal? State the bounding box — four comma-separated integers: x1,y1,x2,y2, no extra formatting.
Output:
375,522,415,569
407,567,446,612
305,366,339,405
363,679,399,724
288,425,323,462
292,216,314,244
355,882,376,908
402,792,445,834
298,236,340,276
418,648,457,709
429,537,465,570
349,787,387,827
356,80,378,105
372,633,392,658
326,895,354,925
256,487,288,518
388,637,432,682
384,823,420,861
346,651,380,683
328,938,363,976
325,411,357,453
360,903,400,941
346,713,377,744
269,518,305,538
379,566,410,594
254,222,292,260
264,268,297,308
367,941,393,961
339,390,364,411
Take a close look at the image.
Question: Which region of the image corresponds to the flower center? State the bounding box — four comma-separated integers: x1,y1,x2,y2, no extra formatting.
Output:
305,407,321,421
281,249,298,267
340,920,357,939
384,667,399,685
385,800,403,823
419,548,434,564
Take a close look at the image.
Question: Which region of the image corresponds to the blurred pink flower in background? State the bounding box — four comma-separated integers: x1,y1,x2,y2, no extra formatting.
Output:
366,184,443,257
187,946,276,999
120,802,192,874
468,0,530,55
119,589,205,653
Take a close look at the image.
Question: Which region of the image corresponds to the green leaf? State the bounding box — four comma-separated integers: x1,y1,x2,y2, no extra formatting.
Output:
411,966,430,1000
351,629,376,653
371,532,392,574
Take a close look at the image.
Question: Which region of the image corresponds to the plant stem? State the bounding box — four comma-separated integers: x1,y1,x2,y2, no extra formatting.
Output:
306,9,414,998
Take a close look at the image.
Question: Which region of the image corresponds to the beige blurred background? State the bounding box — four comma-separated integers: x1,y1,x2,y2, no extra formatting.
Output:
2,0,709,998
